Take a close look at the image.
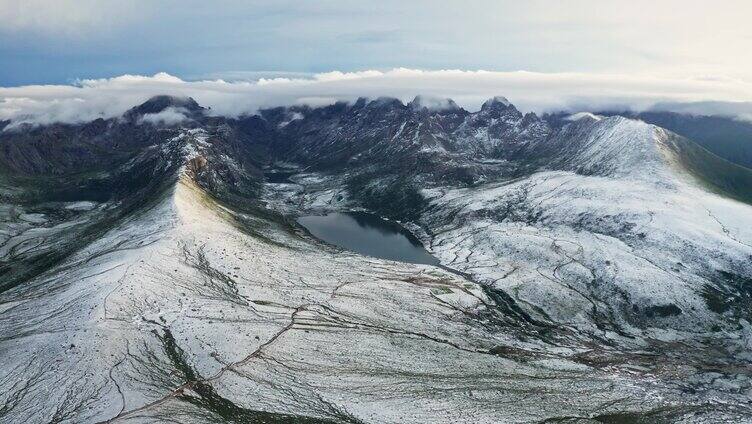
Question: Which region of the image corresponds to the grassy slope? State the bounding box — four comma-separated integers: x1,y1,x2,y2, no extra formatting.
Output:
664,132,752,206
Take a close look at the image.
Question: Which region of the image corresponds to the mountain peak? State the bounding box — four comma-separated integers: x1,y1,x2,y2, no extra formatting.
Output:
481,96,513,111
408,95,462,112
565,112,603,123
128,95,204,116
365,97,406,111
121,95,205,125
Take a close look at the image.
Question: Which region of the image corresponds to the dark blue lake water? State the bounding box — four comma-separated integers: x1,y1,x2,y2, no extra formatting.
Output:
297,212,439,265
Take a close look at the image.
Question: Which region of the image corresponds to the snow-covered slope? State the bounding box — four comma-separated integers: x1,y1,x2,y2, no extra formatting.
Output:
419,115,752,343
1,135,713,423
258,110,752,421
2,96,752,422
543,116,673,179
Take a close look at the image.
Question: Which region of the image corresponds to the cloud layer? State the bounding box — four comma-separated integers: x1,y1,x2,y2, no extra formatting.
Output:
138,107,191,126
0,0,139,35
3,69,752,127
3,2,752,87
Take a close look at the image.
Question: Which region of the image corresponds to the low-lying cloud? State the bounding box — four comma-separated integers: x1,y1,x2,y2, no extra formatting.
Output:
138,107,191,126
2,68,752,127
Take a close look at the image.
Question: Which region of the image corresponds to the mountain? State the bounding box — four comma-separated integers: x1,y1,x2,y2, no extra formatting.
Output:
546,110,752,171
1,96,751,423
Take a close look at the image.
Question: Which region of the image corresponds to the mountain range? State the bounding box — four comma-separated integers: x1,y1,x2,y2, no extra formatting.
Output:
1,95,751,423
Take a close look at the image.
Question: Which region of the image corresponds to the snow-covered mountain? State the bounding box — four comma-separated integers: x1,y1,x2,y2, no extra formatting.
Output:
1,96,751,423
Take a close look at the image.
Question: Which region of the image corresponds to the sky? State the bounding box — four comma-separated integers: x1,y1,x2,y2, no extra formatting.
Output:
1,0,752,124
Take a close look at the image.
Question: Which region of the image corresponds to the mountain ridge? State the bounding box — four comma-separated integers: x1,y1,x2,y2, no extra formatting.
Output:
1,94,752,422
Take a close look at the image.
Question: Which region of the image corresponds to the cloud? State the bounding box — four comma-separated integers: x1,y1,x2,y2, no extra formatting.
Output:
2,2,752,87
649,101,752,123
0,0,140,35
565,112,602,122
408,95,460,111
138,107,190,126
277,111,305,128
3,68,752,127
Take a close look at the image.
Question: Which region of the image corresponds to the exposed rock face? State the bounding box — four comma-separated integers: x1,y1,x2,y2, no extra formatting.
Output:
261,95,551,171
453,96,551,156
1,96,752,423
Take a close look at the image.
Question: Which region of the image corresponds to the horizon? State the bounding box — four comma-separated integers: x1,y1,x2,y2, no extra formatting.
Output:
3,69,752,127
3,1,752,124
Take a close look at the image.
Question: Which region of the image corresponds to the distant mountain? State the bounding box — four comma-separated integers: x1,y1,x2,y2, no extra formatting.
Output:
261,95,548,168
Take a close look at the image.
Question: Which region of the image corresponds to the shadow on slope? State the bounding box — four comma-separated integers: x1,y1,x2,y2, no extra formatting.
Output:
663,132,752,205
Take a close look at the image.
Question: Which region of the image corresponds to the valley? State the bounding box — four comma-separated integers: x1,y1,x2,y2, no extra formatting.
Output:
1,96,751,423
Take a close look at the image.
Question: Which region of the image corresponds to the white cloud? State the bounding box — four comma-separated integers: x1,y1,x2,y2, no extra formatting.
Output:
649,101,752,123
278,112,304,128
565,112,602,122
3,69,752,127
2,1,752,85
138,107,190,126
409,95,460,111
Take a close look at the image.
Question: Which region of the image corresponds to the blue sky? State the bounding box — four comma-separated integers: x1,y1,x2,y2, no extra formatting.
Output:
2,0,751,86
3,0,752,125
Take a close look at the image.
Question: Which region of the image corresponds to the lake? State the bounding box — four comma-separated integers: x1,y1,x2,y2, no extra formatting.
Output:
297,212,439,265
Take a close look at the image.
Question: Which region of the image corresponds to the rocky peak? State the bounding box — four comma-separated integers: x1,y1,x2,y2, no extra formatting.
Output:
521,111,543,127
481,96,513,112
475,96,525,125
123,95,205,123
132,95,203,115
350,97,369,110
366,97,407,112
408,96,463,114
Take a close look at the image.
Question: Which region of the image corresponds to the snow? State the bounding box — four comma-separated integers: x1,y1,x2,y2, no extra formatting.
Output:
0,162,715,423
2,113,752,422
420,120,752,340
565,111,602,121
64,201,98,211
278,111,304,128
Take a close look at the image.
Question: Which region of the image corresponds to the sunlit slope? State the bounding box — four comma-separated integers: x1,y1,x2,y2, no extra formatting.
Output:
0,140,181,292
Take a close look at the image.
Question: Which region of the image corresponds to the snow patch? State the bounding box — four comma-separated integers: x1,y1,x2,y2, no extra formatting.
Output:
565,112,602,121
278,111,304,128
